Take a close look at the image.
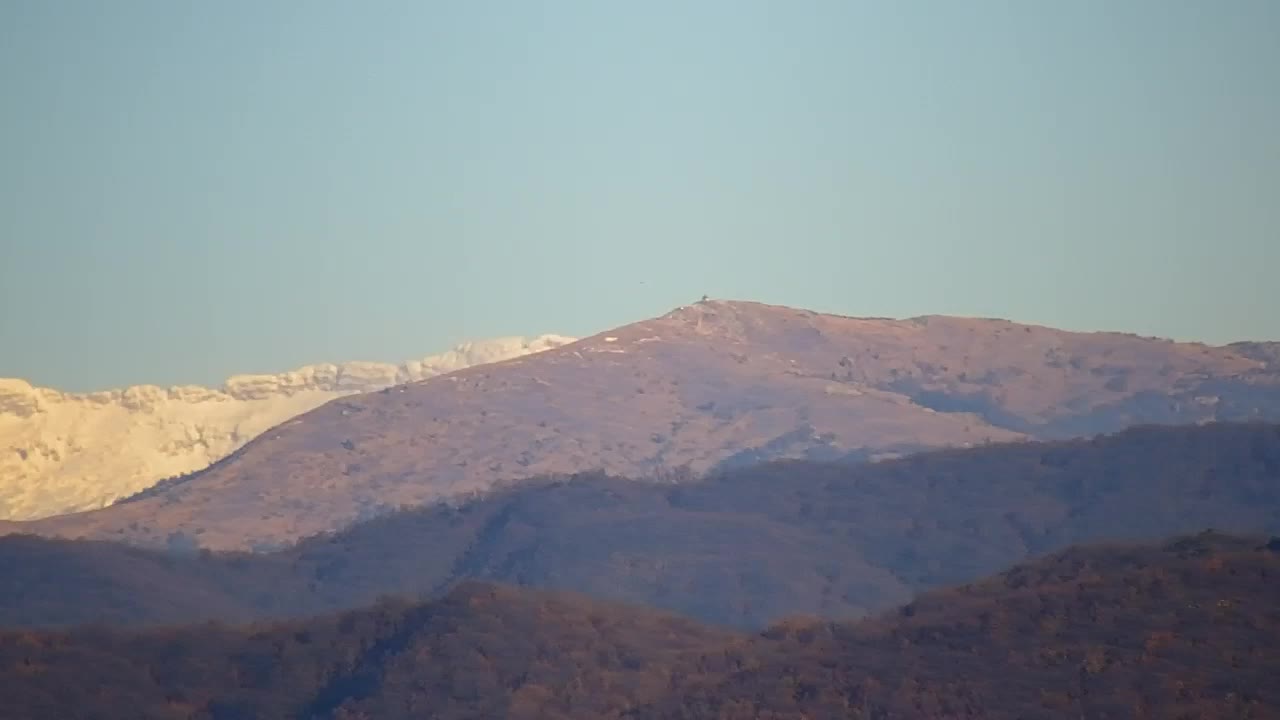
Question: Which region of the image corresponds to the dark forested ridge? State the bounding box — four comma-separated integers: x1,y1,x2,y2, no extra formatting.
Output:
0,583,735,720
2,422,1278,632
1,533,1278,719
635,532,1280,719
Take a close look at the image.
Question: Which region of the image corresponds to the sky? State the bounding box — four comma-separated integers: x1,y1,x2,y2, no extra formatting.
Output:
2,1,1277,392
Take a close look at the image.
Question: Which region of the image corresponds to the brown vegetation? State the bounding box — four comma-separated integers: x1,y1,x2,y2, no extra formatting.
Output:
638,532,1280,719
0,583,734,720
2,533,1277,719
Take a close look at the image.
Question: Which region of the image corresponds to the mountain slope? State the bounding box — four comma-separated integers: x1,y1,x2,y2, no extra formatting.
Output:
0,335,573,520
0,583,733,720
639,532,1280,719
13,300,1280,550
2,533,1278,719
2,423,1277,630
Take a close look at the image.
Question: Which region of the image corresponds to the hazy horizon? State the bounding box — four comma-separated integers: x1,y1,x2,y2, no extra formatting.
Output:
4,1,1277,391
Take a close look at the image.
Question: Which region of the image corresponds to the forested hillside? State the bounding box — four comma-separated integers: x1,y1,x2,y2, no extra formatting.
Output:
639,532,1280,719
2,533,1277,719
0,583,732,720
1,422,1277,630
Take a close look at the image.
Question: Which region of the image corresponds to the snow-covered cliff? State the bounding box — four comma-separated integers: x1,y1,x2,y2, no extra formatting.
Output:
0,335,575,520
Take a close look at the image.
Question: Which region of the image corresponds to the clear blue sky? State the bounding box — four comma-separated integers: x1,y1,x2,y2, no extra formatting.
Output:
2,1,1277,391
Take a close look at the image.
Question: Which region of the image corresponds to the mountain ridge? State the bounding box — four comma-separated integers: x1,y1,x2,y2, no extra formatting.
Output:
12,300,1280,549
0,334,574,520
2,532,1277,719
633,531,1280,719
2,422,1277,630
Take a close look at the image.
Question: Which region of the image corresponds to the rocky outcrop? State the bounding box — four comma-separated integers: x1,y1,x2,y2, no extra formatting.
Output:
0,335,574,520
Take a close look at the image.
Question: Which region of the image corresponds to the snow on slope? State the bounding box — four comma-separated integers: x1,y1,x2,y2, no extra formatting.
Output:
0,335,575,520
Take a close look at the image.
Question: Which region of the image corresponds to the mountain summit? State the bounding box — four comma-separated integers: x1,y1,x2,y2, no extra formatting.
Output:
11,300,1280,549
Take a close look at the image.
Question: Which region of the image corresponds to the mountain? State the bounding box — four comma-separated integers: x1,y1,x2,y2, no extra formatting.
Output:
2,533,1277,719
11,300,1280,550
0,582,734,720
639,531,1280,719
0,335,574,520
1229,340,1280,368
2,423,1277,630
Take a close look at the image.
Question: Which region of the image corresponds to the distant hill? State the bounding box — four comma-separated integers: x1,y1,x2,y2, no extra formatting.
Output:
2,532,1277,719
12,300,1280,551
2,422,1277,631
0,335,574,520
1230,340,1280,368
638,531,1280,719
0,582,733,720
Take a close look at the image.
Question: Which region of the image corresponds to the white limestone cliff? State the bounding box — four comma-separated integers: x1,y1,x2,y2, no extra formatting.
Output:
0,335,575,520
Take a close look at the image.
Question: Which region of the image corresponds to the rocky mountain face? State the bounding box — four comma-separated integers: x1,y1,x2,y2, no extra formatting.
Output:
0,335,574,520
10,300,1280,550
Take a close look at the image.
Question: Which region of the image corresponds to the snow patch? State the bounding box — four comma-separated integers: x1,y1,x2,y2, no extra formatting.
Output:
0,334,575,520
